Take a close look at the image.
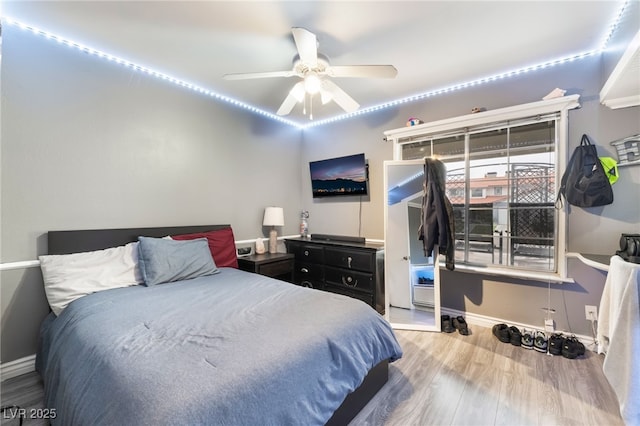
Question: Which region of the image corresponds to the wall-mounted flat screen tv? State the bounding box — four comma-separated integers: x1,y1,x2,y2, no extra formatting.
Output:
309,153,368,198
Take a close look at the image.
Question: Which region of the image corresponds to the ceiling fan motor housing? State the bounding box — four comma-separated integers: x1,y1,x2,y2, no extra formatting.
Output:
293,53,330,76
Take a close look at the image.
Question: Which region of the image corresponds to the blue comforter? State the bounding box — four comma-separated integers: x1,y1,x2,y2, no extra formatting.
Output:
37,268,402,425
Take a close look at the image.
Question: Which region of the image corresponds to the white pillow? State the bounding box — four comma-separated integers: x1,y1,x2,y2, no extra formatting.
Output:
39,242,143,315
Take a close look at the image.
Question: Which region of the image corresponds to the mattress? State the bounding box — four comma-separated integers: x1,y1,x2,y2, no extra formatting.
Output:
37,267,403,425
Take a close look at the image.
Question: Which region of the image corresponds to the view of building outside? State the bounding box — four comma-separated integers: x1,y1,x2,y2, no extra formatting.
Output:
401,119,558,272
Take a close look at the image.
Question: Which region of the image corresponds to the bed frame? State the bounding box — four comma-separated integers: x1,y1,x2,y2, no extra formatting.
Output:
47,224,388,425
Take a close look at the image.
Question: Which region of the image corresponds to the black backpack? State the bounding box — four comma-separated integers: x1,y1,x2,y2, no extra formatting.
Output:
556,134,613,208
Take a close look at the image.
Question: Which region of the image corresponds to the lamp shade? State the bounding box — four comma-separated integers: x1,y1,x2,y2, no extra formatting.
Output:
263,207,284,227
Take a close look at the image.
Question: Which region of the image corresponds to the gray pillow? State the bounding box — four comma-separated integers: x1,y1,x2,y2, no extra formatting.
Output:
137,236,219,286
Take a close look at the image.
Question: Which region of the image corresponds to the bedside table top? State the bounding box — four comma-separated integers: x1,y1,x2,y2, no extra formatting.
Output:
238,252,294,265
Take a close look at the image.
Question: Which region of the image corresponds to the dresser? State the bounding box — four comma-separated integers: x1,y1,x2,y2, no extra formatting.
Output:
285,236,385,314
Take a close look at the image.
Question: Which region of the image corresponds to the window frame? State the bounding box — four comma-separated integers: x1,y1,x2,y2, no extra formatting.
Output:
384,95,580,282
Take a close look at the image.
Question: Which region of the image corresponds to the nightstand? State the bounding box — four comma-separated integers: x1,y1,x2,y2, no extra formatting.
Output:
237,252,294,282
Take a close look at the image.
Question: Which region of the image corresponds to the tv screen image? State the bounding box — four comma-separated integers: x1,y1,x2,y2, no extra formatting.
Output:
310,153,368,198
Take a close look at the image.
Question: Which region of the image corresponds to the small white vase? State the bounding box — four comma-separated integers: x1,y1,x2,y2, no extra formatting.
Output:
255,238,266,254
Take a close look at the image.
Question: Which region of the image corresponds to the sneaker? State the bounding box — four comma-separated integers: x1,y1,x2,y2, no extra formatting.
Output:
508,326,522,346
441,315,455,333
562,335,586,359
521,329,534,349
533,331,548,353
548,333,565,355
492,323,510,343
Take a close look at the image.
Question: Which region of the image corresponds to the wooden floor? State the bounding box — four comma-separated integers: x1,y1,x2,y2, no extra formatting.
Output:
351,326,624,426
1,370,47,426
1,326,623,426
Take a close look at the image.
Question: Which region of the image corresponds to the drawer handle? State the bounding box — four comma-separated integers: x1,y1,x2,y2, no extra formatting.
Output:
347,256,352,269
300,267,309,273
304,250,309,256
342,275,358,287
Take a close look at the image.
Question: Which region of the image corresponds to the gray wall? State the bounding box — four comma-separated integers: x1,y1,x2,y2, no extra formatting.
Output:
302,21,639,337
1,26,302,362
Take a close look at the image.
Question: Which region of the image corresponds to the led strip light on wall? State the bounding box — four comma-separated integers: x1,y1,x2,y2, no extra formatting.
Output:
0,0,631,130
307,0,631,129
2,18,303,129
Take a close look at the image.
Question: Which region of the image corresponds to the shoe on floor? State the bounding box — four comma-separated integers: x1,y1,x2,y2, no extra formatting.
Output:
452,316,470,335
521,329,534,349
533,331,548,353
441,315,455,333
548,333,565,356
562,335,586,359
492,323,510,343
508,326,522,346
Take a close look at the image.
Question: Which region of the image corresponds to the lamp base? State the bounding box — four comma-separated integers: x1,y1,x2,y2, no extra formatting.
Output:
269,228,278,254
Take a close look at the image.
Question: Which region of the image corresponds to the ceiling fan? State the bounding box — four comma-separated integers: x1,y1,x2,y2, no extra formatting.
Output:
223,27,397,118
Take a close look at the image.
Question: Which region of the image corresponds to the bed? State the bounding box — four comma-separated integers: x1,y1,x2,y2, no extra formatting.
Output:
36,225,403,425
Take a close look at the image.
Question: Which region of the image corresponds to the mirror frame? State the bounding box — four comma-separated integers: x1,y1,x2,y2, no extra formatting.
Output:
383,159,441,332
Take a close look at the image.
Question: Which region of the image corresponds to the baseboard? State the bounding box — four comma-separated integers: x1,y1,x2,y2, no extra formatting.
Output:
441,307,597,351
1,355,36,382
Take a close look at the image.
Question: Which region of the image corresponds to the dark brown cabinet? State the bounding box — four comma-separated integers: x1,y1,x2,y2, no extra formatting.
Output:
237,253,294,282
285,237,385,314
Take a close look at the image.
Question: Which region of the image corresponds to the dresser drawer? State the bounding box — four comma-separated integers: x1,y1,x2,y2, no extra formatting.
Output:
289,244,325,264
324,248,374,272
294,278,324,290
325,266,373,293
293,262,324,282
325,284,374,306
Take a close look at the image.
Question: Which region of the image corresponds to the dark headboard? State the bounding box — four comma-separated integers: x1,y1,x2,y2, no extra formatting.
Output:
48,225,231,255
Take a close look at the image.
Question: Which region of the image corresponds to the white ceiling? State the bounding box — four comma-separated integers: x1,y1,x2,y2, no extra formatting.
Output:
2,1,629,123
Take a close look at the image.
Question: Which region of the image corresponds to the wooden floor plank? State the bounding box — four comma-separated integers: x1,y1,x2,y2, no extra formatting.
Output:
492,337,549,426
1,372,47,426
449,331,503,425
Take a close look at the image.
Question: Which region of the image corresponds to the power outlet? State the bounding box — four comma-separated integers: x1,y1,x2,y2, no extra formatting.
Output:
544,318,555,332
585,305,598,321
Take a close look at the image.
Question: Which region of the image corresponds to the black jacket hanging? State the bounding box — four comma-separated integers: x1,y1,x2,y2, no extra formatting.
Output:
418,158,455,271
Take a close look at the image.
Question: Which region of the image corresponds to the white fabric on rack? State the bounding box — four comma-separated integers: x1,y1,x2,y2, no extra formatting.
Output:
597,255,640,426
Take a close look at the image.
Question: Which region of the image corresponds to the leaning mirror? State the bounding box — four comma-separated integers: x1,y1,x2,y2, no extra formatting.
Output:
384,159,441,331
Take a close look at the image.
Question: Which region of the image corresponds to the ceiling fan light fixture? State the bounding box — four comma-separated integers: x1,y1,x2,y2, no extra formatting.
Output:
304,73,322,94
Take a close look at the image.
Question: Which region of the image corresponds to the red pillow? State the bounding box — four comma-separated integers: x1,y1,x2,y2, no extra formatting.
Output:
171,227,238,268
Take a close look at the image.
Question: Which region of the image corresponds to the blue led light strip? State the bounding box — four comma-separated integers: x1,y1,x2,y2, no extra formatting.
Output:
2,0,630,130
2,18,304,129
597,0,630,51
303,50,597,129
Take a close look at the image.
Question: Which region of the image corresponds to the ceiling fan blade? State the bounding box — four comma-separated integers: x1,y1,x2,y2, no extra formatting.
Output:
223,70,294,80
277,82,305,116
326,65,398,79
321,80,359,113
292,27,318,68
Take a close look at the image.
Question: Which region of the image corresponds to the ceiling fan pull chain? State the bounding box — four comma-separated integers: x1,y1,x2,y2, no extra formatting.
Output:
310,94,314,120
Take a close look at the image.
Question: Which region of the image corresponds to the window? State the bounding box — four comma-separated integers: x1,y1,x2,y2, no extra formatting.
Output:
387,96,580,278
400,119,557,272
471,188,484,198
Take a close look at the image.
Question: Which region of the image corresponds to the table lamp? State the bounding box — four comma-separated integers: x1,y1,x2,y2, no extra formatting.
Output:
263,207,284,254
